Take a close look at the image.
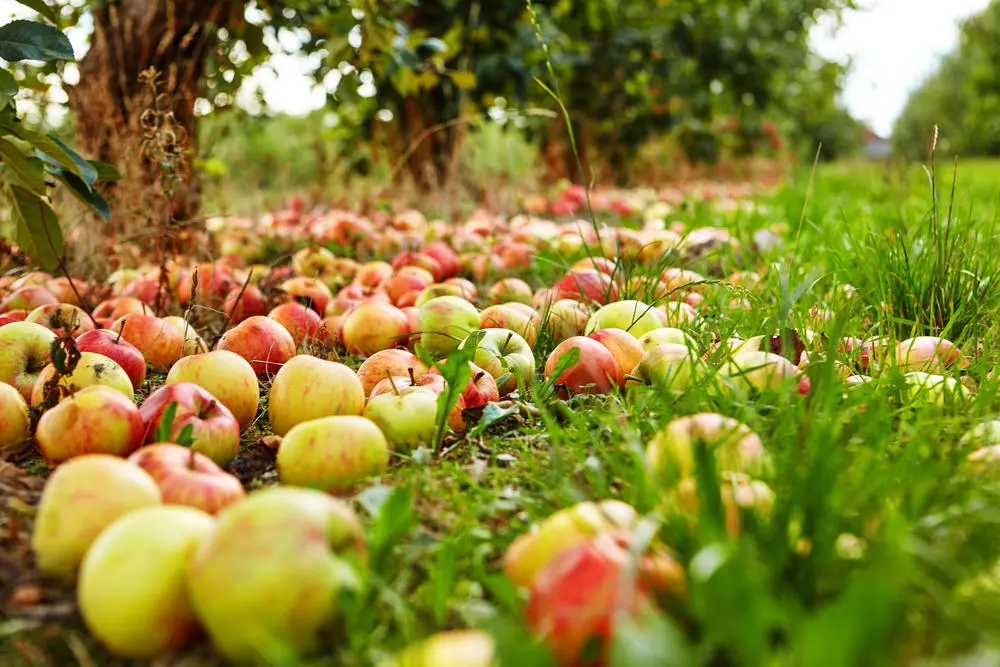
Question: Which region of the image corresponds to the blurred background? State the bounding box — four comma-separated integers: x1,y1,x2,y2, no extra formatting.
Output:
0,0,994,219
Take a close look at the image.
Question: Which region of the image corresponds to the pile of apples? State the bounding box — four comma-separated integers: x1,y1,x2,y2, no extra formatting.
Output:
0,204,982,665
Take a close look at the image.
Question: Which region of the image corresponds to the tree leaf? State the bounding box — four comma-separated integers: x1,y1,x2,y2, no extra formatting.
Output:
52,168,110,221
468,401,520,437
432,331,482,450
2,121,85,179
8,184,62,271
155,402,179,443
47,135,96,187
87,159,121,182
13,1,60,25
0,138,45,192
0,70,17,110
0,20,73,62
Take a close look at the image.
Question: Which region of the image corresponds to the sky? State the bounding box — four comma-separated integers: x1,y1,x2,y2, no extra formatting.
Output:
0,0,992,137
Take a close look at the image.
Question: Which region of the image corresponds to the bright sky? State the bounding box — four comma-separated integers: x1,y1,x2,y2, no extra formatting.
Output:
0,0,991,137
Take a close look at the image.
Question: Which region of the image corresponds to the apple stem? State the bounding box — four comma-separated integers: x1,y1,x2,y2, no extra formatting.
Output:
188,447,197,471
386,369,400,396
503,332,513,351
474,371,486,383
116,320,126,343
623,374,642,383
408,367,416,384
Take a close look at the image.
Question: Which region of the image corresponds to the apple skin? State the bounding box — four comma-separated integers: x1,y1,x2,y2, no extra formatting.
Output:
0,381,31,458
187,487,365,666
75,329,147,392
585,299,666,338
25,303,95,338
479,304,540,347
277,415,389,490
139,383,242,466
503,499,637,589
588,328,644,380
268,302,324,346
31,351,135,406
162,316,209,356
363,388,438,451
222,285,268,324
488,278,533,305
0,321,57,400
356,349,429,396
281,277,333,314
646,413,768,484
0,310,28,327
341,303,411,357
36,385,145,464
112,313,183,371
467,328,535,396
129,444,246,515
216,315,297,377
166,350,260,430
636,327,692,351
418,296,480,357
544,336,620,396
414,283,467,307
0,285,58,312
386,631,495,667
633,343,700,390
354,260,394,288
902,371,970,405
428,362,499,409
423,240,461,278
543,299,591,342
77,506,214,659
721,350,807,395
894,336,967,373
269,355,364,436
32,455,162,581
525,533,648,667
554,269,617,305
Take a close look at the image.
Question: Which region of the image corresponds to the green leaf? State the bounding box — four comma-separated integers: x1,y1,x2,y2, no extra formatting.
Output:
545,346,581,387
369,485,415,570
52,168,110,221
87,159,121,182
155,402,179,443
0,70,17,110
431,539,458,624
2,121,85,179
0,20,73,62
468,401,520,437
432,331,483,450
175,424,195,448
0,138,46,192
13,1,60,25
47,135,96,187
449,71,477,90
8,183,61,271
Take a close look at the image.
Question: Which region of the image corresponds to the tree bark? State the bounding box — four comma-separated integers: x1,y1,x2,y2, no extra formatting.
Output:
67,1,240,228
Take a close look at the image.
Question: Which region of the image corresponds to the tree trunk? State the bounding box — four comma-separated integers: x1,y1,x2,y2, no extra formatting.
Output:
67,1,239,230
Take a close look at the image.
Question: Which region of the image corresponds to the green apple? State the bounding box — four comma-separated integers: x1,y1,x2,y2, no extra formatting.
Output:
0,321,57,400
0,380,30,458
902,371,970,404
417,296,480,356
278,415,389,490
720,350,807,394
636,327,695,352
363,388,438,451
646,413,768,484
32,455,162,580
585,300,665,338
30,351,134,406
633,343,700,390
78,506,214,659
269,355,364,436
187,487,365,665
466,328,535,396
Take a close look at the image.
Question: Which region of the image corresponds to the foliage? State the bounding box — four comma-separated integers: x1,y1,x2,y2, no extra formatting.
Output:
0,4,118,272
893,0,1000,158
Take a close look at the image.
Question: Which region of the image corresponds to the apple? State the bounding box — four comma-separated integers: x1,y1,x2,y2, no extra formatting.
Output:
554,269,617,305
139,383,241,465
0,285,58,312
291,246,337,278
588,328,644,379
269,302,323,346
525,533,648,667
721,350,808,395
166,350,260,430
363,386,438,451
0,321,57,399
341,303,411,357
354,260,394,288
0,310,28,327
281,277,333,314
216,315,297,376
92,296,147,321
467,328,535,396
32,455,162,580
544,336,620,396
31,351,134,406
77,506,213,659
443,277,477,301
488,278,533,305
675,472,775,539
418,296,480,357
129,444,245,514
25,303,95,338
423,240,461,278
277,415,389,490
632,343,700,390
356,349,429,396
447,362,499,409
636,327,693,351
586,300,665,338
222,284,268,324
75,329,146,392
902,371,970,404
386,631,495,667
36,385,145,464
113,313,183,370
187,487,365,665
0,381,30,458
504,499,638,589
414,283,468,307
659,301,697,327
479,304,540,347
894,336,968,373
163,316,209,356
269,355,364,436
646,413,767,484
543,299,591,342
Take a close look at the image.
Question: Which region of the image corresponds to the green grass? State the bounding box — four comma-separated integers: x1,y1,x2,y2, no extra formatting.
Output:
5,159,1000,666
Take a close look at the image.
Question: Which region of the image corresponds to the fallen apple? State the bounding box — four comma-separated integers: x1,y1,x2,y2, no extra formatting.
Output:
269,355,364,436
129,444,246,515
277,415,389,490
166,349,260,430
36,385,145,464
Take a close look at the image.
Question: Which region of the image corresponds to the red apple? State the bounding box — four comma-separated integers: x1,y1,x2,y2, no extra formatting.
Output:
76,329,147,392
341,303,410,357
139,383,241,466
25,303,95,338
280,277,333,314
92,297,147,321
356,349,429,396
36,385,145,464
113,313,183,371
268,302,323,346
588,328,644,381
544,336,620,397
555,270,617,305
216,316,297,377
222,285,267,324
129,444,245,515
1,285,58,312
0,321,57,400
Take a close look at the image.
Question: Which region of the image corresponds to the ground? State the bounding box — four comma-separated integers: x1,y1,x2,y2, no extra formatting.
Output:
3,159,1000,666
